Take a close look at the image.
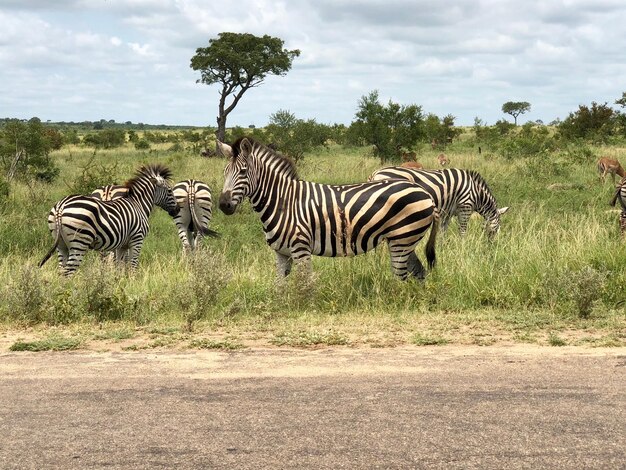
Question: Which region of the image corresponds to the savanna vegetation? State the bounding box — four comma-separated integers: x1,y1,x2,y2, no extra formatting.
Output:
1,91,626,351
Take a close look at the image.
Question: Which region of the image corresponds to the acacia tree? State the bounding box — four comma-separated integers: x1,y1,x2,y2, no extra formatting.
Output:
502,101,531,125
190,32,300,144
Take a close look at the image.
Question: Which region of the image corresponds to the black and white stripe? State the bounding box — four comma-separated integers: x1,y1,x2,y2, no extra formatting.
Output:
218,138,438,280
90,184,129,201
172,179,218,252
610,177,626,237
40,164,179,275
369,166,509,239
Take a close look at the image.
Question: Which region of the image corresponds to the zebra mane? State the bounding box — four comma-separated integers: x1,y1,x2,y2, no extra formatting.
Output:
125,163,173,193
467,170,493,194
232,137,298,179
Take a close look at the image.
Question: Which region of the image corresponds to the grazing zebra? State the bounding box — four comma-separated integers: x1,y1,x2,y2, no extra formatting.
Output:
217,138,438,280
40,164,179,275
172,179,219,252
610,177,626,238
369,166,509,239
597,157,625,184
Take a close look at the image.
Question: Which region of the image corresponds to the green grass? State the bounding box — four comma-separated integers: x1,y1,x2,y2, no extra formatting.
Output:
1,140,626,348
10,335,82,352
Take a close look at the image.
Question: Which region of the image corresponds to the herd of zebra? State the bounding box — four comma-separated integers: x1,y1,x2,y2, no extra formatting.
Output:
39,165,218,276
40,137,626,280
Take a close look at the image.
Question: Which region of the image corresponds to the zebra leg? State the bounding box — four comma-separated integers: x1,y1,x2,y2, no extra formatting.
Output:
63,247,87,276
276,252,293,277
127,241,144,270
178,227,192,253
387,243,411,281
56,242,69,271
620,210,626,238
193,231,204,251
407,250,426,280
457,206,472,236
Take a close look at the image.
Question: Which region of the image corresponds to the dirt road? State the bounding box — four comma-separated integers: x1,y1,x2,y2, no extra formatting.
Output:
1,345,624,469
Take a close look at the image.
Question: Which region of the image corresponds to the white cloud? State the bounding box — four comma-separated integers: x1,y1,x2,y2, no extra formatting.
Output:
1,0,626,126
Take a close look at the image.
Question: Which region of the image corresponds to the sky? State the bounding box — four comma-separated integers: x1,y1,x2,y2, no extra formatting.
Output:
1,0,626,128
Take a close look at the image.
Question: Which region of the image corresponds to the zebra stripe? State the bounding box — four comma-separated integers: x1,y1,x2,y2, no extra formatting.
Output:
218,138,437,280
369,166,508,239
40,164,179,275
172,179,218,252
90,184,129,201
610,177,626,238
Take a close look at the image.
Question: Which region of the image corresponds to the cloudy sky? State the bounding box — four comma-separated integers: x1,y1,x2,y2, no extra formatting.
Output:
2,0,625,127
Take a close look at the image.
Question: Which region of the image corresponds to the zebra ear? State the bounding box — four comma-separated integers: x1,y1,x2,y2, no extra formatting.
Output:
217,141,233,158
240,138,253,156
498,207,509,215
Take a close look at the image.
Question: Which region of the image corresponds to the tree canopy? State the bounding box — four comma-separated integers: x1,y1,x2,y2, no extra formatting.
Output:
501,101,531,125
349,90,425,163
190,32,300,143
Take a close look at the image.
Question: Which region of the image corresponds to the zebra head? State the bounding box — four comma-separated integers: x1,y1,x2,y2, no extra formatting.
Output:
218,138,253,215
155,182,180,217
485,206,509,240
129,164,179,217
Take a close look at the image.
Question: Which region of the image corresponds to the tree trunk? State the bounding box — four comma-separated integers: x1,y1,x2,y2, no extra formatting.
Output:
216,114,226,144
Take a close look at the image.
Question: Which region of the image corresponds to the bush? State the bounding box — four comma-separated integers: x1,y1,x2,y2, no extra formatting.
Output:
0,117,60,183
66,152,120,195
179,249,233,331
134,139,151,150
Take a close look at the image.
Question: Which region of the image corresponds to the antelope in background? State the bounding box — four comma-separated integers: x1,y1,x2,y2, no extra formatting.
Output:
399,149,423,169
437,153,450,166
597,157,625,184
400,161,424,169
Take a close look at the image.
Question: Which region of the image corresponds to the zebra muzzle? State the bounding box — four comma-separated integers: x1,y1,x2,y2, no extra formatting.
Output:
219,191,237,215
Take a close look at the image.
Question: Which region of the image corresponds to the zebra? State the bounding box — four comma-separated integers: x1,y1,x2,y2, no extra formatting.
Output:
368,166,509,239
610,177,626,238
217,137,438,280
39,164,179,275
172,179,219,252
91,180,218,252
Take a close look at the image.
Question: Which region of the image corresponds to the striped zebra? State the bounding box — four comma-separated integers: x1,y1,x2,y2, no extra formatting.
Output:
369,166,509,239
610,177,626,238
91,180,218,252
217,138,438,280
172,179,218,252
39,164,179,275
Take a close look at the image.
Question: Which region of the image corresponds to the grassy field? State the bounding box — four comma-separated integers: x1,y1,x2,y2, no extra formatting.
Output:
1,138,625,350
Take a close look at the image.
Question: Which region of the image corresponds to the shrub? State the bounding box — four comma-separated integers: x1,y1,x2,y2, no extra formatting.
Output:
179,249,233,331
134,139,151,150
66,151,120,195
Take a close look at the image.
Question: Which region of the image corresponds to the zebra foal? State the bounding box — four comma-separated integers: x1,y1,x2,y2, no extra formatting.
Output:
40,164,179,275
218,138,438,280
369,166,508,239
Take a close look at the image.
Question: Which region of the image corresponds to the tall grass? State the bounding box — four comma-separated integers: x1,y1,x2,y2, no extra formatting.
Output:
0,141,625,344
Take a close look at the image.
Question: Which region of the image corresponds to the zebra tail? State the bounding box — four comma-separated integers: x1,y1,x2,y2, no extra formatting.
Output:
189,192,220,238
39,230,60,268
610,186,620,207
201,227,221,238
425,210,439,270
